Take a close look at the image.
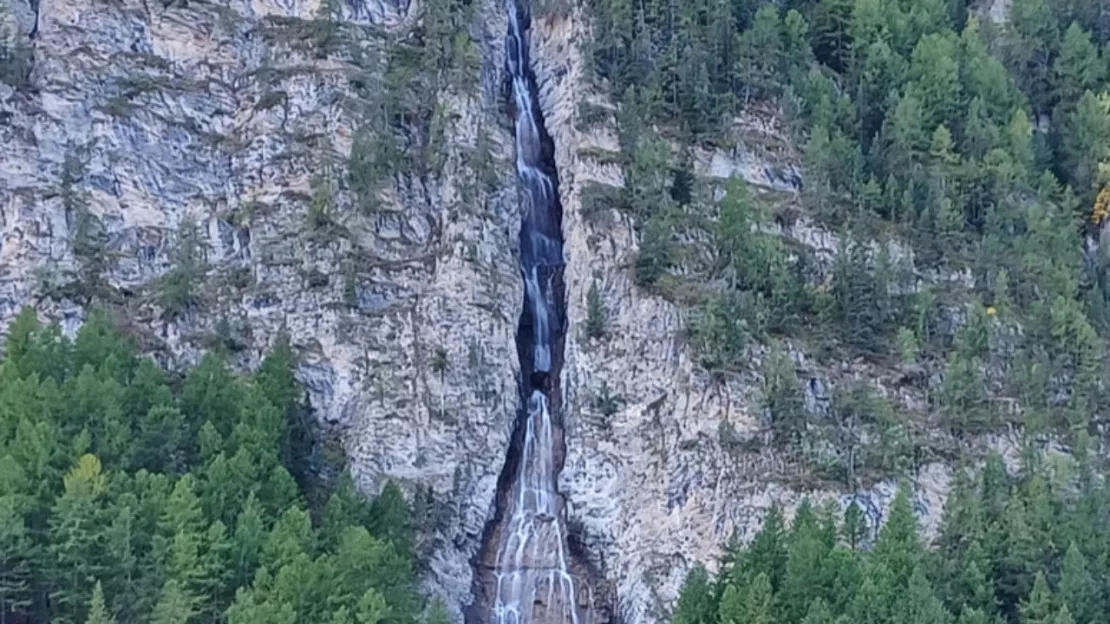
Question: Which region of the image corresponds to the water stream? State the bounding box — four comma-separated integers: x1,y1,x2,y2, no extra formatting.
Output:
484,1,584,622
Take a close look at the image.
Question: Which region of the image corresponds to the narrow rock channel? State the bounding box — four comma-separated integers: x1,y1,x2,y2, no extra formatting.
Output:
467,1,600,622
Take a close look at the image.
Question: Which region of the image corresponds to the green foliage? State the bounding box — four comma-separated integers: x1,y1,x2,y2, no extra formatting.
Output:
0,307,425,624
593,380,624,418
585,281,607,340
158,219,205,320
761,344,807,450
827,240,893,357
585,0,1110,450
345,0,476,211
688,291,749,371
671,450,1110,624
0,496,35,620
672,566,715,624
62,148,113,302
85,581,115,624
307,173,346,241
634,213,674,290
348,126,396,213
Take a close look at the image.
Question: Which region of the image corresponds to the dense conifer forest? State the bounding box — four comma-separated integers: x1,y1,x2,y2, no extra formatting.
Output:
0,308,443,624
579,1,1110,622
672,452,1110,624
580,0,1110,485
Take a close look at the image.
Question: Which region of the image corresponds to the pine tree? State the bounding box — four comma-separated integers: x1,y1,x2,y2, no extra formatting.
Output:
232,494,267,589
101,503,142,623
906,33,962,133
873,483,921,586
881,92,929,184
180,353,244,445
1058,542,1099,624
1063,91,1110,195
151,580,196,624
1053,22,1104,107
368,481,412,553
0,497,34,623
843,501,869,550
718,572,773,624
124,358,173,434
802,598,834,624
355,587,390,624
780,507,834,623
855,38,906,152
72,310,137,384
225,587,297,624
634,214,673,289
49,454,110,624
261,507,313,572
846,565,896,624
956,543,997,616
898,566,952,624
811,0,854,72
956,608,990,624
1021,572,1057,624
84,581,115,624
735,5,784,101
1010,0,1060,113
991,498,1038,615
254,334,302,467
830,239,891,355
132,405,187,474
824,547,863,614
672,566,716,624
761,345,807,450
1053,605,1077,624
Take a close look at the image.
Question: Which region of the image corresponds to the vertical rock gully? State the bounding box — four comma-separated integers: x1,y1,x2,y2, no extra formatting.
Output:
467,1,604,623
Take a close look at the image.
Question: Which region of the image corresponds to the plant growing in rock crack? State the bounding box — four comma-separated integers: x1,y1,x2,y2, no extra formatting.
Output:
430,346,449,416
158,218,206,320
761,342,806,452
342,264,359,309
593,380,623,419
205,316,252,354
60,148,114,303
307,172,344,241
585,280,607,341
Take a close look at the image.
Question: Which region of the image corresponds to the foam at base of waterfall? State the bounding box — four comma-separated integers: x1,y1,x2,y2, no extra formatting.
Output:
492,391,581,624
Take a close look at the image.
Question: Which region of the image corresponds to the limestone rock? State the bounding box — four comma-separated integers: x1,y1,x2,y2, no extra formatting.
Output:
0,0,525,616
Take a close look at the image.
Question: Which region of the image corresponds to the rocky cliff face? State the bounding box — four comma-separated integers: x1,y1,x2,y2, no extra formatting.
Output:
0,0,986,621
0,0,529,616
526,7,973,623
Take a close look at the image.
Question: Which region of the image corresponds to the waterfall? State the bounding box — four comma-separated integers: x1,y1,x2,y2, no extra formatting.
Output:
474,1,588,622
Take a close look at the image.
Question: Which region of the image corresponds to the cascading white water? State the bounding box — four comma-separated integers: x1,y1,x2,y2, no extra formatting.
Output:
492,392,580,624
488,1,584,622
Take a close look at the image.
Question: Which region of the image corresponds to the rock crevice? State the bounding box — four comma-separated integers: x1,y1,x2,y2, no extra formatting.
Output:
467,1,608,623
